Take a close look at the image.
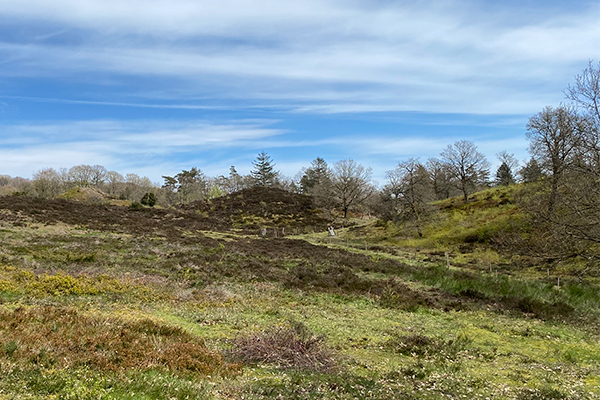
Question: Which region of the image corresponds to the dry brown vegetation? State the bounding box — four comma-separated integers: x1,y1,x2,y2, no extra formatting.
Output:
229,321,338,372
0,195,229,238
0,306,239,376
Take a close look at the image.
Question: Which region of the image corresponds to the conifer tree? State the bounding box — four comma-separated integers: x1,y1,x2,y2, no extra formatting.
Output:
250,152,279,186
495,162,515,186
300,157,331,194
519,158,544,183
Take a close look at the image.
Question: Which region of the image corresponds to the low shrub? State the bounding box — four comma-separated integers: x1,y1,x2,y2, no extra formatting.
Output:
129,202,144,210
229,321,337,372
0,265,153,299
141,192,157,207
0,279,16,292
26,273,127,296
378,278,437,311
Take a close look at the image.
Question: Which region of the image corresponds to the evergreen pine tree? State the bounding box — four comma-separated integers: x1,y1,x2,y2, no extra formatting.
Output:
250,152,278,186
519,158,544,183
300,157,331,194
495,162,515,186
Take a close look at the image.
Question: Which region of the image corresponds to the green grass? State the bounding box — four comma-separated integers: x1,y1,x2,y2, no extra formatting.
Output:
0,200,598,399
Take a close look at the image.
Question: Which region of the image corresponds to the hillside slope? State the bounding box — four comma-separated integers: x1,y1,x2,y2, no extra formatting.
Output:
335,185,597,279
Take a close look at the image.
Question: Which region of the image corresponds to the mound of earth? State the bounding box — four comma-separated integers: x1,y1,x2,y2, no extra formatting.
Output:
187,186,329,232
55,187,112,203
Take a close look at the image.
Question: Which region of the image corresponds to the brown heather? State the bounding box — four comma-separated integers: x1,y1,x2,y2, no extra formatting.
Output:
230,322,338,372
0,306,239,376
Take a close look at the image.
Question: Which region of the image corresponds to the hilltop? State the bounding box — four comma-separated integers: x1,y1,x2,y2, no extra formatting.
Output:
188,186,330,232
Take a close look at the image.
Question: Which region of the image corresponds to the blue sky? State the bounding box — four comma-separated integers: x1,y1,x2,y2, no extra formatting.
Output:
0,0,598,185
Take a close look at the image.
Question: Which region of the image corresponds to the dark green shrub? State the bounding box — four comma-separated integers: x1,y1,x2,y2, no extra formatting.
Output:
141,192,157,207
3,340,18,357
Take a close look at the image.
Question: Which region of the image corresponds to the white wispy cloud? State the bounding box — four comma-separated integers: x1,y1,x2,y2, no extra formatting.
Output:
0,119,286,178
0,0,595,183
0,0,597,114
0,117,529,183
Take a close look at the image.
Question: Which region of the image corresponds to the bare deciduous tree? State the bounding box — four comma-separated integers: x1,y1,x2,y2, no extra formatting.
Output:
526,106,582,211
384,158,433,236
440,140,490,203
426,157,454,200
331,159,373,218
519,62,600,273
565,60,600,124
32,168,62,198
105,171,124,196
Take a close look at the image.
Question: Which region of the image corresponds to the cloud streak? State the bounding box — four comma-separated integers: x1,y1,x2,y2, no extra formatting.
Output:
0,117,531,184
0,119,287,176
0,0,595,184
0,0,597,115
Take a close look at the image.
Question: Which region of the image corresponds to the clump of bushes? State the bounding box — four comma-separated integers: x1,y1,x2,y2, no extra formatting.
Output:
229,321,338,372
141,192,157,207
0,279,16,292
0,264,150,299
26,273,126,296
378,278,437,311
32,248,96,263
129,201,144,210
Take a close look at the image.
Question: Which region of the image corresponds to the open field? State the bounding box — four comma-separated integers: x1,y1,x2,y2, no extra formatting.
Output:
0,191,599,399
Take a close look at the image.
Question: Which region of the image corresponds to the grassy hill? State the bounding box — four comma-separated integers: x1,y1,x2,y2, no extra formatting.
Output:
0,188,598,399
333,185,584,278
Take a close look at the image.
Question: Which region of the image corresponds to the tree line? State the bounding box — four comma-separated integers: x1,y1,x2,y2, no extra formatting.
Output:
0,144,517,211
0,139,539,223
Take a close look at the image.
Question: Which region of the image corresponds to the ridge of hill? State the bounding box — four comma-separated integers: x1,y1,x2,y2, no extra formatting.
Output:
0,195,229,238
0,186,328,237
55,187,112,203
